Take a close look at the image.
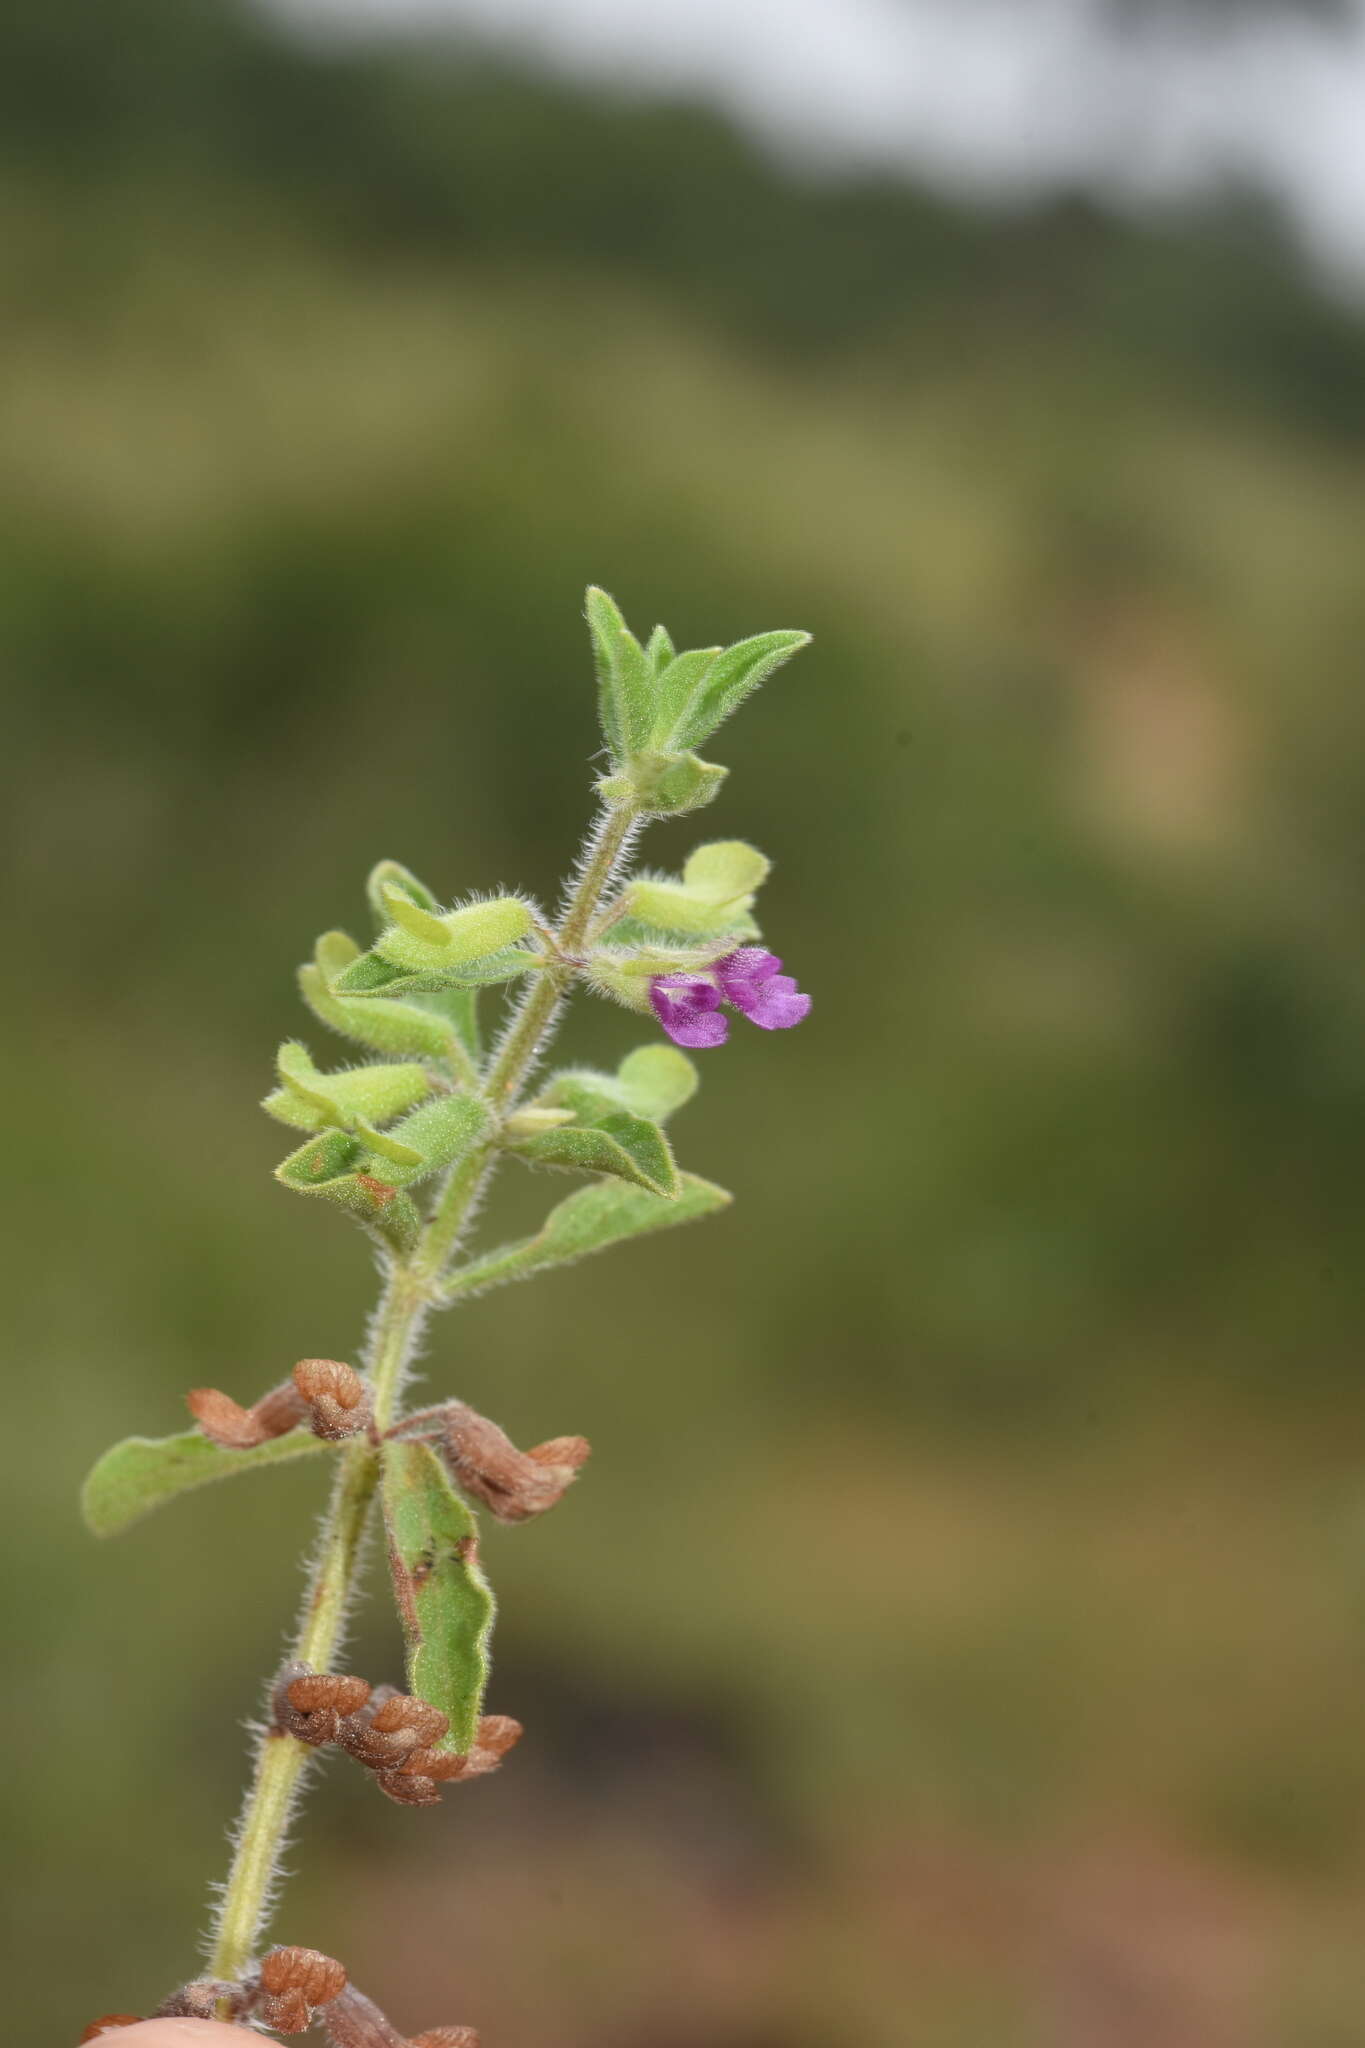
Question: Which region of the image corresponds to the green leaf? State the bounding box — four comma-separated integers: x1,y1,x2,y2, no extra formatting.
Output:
356,880,485,1061
598,749,728,817
374,1094,489,1187
82,1428,336,1538
332,942,535,997
275,1126,424,1252
374,895,534,974
683,840,771,898
300,933,466,1065
542,1044,698,1124
607,912,761,955
511,1110,678,1198
263,1040,432,1134
644,622,675,672
649,645,720,743
442,1173,731,1299
586,586,654,759
380,883,453,947
624,838,771,935
671,629,811,750
613,1044,699,1119
367,858,442,924
381,1439,495,1754
416,984,483,1065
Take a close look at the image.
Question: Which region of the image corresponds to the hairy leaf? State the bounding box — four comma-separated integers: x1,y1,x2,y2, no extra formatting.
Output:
443,1172,730,1299
367,858,443,925
381,1439,495,1754
625,839,770,935
374,895,533,973
586,584,654,760
262,1041,431,1133
275,1127,421,1251
598,748,728,817
332,942,535,997
300,933,464,1064
542,1044,698,1124
671,629,811,750
644,622,675,673
82,1428,336,1538
377,1095,488,1185
511,1109,678,1198
649,645,720,743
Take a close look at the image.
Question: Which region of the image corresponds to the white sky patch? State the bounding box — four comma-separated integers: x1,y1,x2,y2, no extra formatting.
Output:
263,0,1365,287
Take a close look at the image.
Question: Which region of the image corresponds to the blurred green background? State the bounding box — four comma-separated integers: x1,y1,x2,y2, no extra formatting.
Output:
6,3,1365,2043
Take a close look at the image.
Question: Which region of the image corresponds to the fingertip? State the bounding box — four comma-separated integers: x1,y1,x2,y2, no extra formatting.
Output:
82,2025,243,2045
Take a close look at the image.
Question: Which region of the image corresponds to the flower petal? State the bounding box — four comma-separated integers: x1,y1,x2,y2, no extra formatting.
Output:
717,948,782,992
659,1007,730,1049
741,974,811,1031
649,973,727,1048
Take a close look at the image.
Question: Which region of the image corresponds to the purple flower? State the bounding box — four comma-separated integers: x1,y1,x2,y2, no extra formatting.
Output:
650,948,810,1049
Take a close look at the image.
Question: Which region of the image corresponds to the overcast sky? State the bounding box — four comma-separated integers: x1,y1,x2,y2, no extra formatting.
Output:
266,0,1365,287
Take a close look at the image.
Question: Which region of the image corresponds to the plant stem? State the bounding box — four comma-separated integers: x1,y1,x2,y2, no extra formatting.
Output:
210,1260,432,1987
485,802,639,1106
208,795,642,1986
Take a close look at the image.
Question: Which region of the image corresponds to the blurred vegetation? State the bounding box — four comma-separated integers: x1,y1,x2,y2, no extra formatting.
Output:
5,3,1365,2044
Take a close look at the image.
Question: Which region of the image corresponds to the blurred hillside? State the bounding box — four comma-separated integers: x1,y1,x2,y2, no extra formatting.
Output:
5,4,1365,2045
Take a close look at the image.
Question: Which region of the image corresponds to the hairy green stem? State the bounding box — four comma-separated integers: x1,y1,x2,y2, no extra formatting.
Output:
209,1264,425,1985
485,802,638,1105
208,796,640,1987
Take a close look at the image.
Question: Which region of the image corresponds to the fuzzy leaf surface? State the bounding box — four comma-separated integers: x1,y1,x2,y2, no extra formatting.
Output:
381,1439,495,1754
300,934,463,1064
671,629,810,749
649,645,720,742
332,943,534,997
625,839,770,935
644,622,675,672
376,1094,489,1185
367,858,442,923
82,1428,336,1538
263,1041,431,1133
374,896,533,973
444,1172,730,1297
511,1109,677,1197
599,749,728,817
542,1044,698,1124
586,585,654,759
274,1127,422,1251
